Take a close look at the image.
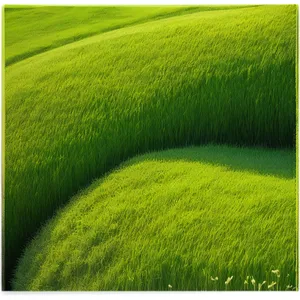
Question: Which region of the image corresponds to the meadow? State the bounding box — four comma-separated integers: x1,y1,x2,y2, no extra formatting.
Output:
5,5,247,66
13,146,297,291
4,5,297,290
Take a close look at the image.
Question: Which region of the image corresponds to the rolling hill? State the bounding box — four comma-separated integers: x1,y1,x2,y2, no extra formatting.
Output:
5,5,247,66
13,146,296,291
4,5,297,290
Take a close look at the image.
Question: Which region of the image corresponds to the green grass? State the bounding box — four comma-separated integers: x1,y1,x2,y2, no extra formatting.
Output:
4,5,248,66
4,5,297,289
12,146,296,291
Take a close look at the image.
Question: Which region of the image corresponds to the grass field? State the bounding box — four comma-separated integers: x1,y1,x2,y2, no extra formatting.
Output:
5,5,248,66
13,146,296,291
4,5,297,290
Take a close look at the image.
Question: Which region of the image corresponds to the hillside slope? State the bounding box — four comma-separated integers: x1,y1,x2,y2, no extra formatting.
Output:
4,5,247,65
5,5,296,288
13,146,296,291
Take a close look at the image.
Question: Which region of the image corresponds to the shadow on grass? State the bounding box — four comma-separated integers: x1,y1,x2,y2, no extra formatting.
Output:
126,145,296,179
13,144,296,291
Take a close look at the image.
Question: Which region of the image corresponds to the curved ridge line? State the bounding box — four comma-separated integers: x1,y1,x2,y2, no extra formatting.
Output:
5,6,256,67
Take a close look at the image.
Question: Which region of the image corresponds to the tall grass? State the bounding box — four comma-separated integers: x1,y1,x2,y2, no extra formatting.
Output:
4,5,296,288
12,146,296,291
4,5,248,66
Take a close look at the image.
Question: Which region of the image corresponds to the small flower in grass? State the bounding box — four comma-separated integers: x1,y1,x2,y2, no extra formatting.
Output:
211,276,218,281
258,281,266,291
268,281,276,289
250,276,257,290
271,269,280,278
225,276,233,285
168,284,172,290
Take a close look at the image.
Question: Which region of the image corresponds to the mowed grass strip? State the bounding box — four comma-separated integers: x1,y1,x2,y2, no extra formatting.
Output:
5,5,296,287
4,5,248,66
12,146,296,291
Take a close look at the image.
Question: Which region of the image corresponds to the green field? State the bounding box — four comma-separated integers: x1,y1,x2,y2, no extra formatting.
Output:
13,146,296,291
4,5,297,291
5,5,248,66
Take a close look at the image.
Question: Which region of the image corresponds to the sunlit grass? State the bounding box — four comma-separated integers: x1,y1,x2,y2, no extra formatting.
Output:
5,5,247,66
12,146,296,291
4,5,297,288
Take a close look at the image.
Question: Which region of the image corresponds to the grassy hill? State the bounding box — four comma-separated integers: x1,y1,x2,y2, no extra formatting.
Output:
4,5,297,289
4,5,247,66
13,146,296,291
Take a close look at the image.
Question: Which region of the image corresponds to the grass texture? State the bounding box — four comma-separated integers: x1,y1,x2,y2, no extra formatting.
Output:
4,5,297,288
4,5,246,66
12,146,296,291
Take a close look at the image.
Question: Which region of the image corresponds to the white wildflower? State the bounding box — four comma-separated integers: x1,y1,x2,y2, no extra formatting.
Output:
258,281,266,291
271,269,280,278
225,276,233,285
268,281,276,289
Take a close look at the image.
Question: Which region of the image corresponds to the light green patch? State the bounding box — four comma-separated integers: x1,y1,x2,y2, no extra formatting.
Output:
4,5,297,289
13,146,296,291
4,5,249,65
